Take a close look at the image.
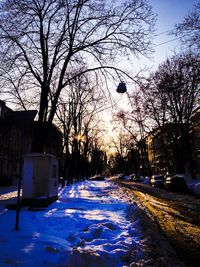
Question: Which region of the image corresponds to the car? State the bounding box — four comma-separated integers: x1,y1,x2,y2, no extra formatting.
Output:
89,175,104,181
118,174,126,180
130,174,143,182
150,174,165,187
164,175,189,192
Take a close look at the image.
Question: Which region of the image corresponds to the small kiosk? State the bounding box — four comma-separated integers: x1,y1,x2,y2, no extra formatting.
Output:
22,153,59,206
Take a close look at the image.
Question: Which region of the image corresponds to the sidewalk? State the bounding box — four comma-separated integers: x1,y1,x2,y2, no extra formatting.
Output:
0,180,143,267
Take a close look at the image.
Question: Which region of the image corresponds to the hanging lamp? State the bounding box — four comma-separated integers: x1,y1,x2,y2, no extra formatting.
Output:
116,81,127,93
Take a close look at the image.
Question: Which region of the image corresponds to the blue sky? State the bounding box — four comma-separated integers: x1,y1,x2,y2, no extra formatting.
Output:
148,0,198,67
151,0,198,31
115,0,199,72
110,0,199,133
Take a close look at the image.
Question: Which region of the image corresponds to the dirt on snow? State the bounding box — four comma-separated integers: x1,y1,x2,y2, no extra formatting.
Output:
112,179,200,267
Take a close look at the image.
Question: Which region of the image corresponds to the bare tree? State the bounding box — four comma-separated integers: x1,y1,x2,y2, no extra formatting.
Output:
173,1,200,52
143,53,200,177
89,135,107,176
109,131,131,174
113,89,152,175
152,54,200,125
0,0,155,151
56,73,108,182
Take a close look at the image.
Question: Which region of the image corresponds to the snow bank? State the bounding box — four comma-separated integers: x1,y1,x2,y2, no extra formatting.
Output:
187,178,200,196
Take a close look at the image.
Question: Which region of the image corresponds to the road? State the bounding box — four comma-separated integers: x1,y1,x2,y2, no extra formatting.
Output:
113,178,200,267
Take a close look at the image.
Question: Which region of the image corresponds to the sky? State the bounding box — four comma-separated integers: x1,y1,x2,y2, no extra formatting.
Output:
145,0,198,68
1,0,199,150
104,0,199,147
117,0,199,73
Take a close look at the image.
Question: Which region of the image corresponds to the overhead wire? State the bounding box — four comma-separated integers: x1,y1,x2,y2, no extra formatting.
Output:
153,36,182,47
152,27,189,47
154,29,172,36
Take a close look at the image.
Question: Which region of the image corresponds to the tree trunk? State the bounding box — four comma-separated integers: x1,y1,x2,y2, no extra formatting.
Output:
31,121,50,153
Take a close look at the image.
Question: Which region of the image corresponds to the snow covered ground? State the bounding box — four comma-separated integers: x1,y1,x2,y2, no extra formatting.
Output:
187,178,200,196
0,180,145,267
0,178,199,267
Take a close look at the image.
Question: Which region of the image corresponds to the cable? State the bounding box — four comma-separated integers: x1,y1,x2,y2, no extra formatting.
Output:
154,29,172,37
153,36,181,47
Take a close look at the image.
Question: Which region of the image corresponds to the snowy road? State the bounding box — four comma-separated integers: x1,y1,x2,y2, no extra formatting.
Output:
115,179,200,267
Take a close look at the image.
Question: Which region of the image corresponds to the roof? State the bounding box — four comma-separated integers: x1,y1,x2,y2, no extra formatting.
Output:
12,110,37,123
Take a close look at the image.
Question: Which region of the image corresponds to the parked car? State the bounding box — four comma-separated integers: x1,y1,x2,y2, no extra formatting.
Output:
118,174,126,180
150,174,165,187
89,175,104,181
130,174,143,182
164,175,189,192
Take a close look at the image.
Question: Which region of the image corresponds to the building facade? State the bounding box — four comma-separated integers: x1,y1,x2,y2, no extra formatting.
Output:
146,110,200,178
0,100,62,185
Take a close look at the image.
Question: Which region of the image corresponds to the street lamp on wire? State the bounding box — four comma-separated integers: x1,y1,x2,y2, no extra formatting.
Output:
116,81,127,94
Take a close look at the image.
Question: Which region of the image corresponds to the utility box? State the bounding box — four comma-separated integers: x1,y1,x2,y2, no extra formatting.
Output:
22,153,59,205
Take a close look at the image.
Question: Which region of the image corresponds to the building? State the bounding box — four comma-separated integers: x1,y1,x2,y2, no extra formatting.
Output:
190,107,200,177
0,100,37,185
0,100,62,185
146,109,200,178
146,123,185,175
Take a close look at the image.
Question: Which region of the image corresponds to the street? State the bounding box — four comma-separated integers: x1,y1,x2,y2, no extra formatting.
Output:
114,178,200,267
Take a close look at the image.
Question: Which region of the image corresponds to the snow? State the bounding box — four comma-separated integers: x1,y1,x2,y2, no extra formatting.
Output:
0,180,142,267
187,178,200,196
1,178,200,266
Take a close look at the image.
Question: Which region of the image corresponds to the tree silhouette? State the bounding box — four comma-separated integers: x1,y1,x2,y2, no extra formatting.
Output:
0,0,155,152
174,1,200,52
